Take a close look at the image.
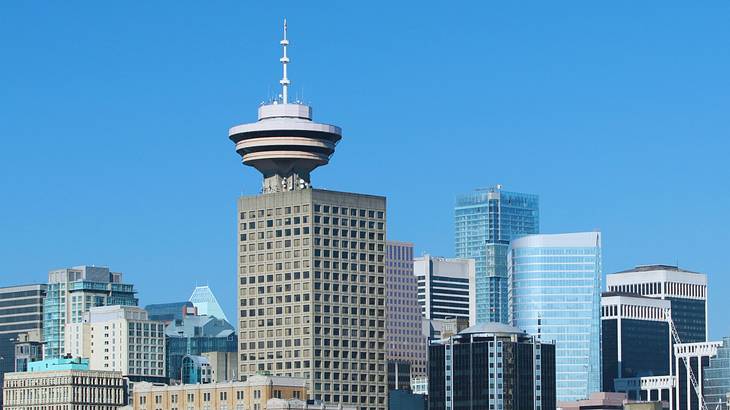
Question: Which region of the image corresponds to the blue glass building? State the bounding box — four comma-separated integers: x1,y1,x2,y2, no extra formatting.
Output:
509,232,602,403
165,312,237,382
455,185,539,324
704,337,730,410
145,301,194,323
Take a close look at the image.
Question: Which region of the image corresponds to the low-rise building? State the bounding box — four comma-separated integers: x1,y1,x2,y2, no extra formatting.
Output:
132,374,308,410
2,357,126,409
557,392,627,410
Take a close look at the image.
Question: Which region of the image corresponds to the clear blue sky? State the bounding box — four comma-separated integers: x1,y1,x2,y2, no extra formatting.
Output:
1,2,728,338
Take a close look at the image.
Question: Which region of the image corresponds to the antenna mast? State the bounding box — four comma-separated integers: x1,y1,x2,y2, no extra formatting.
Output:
279,18,290,104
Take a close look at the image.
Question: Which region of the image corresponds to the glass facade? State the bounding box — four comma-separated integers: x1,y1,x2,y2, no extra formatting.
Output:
509,232,602,403
704,337,730,410
43,266,138,358
455,186,539,324
165,313,237,382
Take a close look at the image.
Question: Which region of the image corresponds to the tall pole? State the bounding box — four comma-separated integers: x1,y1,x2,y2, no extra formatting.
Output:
279,18,290,104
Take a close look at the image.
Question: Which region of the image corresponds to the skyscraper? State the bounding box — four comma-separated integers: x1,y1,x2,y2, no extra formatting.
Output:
455,185,539,324
43,265,138,358
413,255,474,322
0,284,46,409
385,241,427,381
509,232,602,403
605,265,708,344
231,22,387,410
600,293,671,393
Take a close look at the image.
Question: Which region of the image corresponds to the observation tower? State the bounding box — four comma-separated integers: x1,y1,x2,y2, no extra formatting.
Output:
229,20,342,194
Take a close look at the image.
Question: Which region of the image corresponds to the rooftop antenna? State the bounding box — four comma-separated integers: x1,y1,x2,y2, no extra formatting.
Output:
279,18,290,104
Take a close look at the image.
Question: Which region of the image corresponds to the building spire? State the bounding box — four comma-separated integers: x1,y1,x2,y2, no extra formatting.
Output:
279,18,290,104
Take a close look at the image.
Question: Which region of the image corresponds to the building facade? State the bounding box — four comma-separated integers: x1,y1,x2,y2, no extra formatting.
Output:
230,23,387,410
43,265,138,358
385,241,427,380
601,293,671,392
189,286,229,322
0,283,46,409
455,185,539,324
165,311,237,383
703,336,730,410
3,358,126,409
65,305,167,383
132,375,308,410
145,301,194,323
606,265,708,344
557,392,626,410
13,330,43,372
413,255,473,322
428,323,556,410
509,232,602,403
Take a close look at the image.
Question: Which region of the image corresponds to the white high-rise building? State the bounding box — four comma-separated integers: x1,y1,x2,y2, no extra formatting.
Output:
413,255,475,322
65,305,167,383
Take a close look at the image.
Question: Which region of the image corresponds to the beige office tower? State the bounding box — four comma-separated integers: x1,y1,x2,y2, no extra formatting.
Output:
228,22,387,410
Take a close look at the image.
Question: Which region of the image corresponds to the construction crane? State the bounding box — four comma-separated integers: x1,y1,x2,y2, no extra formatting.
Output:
666,308,707,410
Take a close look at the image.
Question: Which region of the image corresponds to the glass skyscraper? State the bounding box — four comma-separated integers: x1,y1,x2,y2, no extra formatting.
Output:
455,185,539,324
509,232,602,403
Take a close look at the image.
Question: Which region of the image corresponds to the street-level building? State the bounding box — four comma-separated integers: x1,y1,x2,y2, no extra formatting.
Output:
131,375,309,410
429,323,556,410
230,22,386,410
2,358,126,409
509,232,603,403
0,283,46,409
557,392,626,410
601,293,671,393
43,265,138,359
385,241,427,380
65,305,166,383
455,185,539,324
413,255,473,322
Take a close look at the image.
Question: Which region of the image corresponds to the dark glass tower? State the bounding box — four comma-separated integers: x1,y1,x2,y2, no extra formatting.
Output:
601,293,671,394
428,323,555,410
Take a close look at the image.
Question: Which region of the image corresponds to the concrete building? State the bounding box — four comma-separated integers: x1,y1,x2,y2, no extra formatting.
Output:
601,293,671,393
429,323,556,410
189,286,229,322
2,357,126,409
65,305,166,383
455,185,539,324
145,301,195,323
165,311,236,383
13,330,43,372
202,350,238,382
131,374,309,410
557,392,626,410
385,241,427,380
413,255,474,322
43,265,138,359
230,22,386,410
704,336,730,409
509,232,603,403
0,283,46,409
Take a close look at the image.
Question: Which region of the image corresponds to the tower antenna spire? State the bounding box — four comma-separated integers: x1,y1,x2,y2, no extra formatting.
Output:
279,18,290,104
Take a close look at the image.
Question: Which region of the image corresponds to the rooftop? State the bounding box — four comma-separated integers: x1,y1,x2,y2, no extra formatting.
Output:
459,322,525,336
615,264,700,275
